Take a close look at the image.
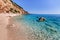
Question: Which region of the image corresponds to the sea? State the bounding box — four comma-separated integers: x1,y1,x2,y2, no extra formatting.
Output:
14,14,60,40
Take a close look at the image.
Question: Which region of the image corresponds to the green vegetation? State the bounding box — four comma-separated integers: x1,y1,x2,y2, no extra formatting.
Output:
14,9,20,13
10,8,13,11
14,10,17,12
10,8,20,13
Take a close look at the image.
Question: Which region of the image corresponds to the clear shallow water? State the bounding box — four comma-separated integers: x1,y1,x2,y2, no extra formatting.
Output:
14,14,60,40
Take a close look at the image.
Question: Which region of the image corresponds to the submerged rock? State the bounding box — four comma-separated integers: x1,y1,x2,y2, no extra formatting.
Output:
39,17,45,22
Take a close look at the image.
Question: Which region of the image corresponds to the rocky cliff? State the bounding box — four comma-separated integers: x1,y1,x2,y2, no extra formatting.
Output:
0,0,28,14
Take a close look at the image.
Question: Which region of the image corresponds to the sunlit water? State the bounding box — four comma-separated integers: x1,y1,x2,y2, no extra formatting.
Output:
14,14,60,40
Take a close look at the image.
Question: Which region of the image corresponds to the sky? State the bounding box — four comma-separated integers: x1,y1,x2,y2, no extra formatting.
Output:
13,0,60,14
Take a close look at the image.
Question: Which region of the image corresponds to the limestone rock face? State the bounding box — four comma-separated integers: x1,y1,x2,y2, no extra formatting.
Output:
0,0,28,14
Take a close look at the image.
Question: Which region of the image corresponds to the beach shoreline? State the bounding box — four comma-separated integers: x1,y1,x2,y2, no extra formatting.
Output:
0,13,19,40
0,13,28,40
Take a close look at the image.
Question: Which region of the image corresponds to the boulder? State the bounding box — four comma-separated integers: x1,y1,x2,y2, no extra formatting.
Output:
39,17,45,22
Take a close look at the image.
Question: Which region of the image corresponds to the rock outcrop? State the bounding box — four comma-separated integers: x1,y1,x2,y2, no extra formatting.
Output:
0,0,28,14
39,17,45,22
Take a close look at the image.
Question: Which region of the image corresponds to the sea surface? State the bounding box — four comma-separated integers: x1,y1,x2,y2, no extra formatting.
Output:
14,14,60,40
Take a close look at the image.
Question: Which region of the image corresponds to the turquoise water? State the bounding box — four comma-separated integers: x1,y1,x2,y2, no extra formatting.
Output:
14,14,60,40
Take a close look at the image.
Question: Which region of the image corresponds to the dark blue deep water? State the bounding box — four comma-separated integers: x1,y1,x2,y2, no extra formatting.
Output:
14,14,60,40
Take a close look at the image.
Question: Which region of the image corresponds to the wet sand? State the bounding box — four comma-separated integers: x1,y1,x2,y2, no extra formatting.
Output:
0,14,28,40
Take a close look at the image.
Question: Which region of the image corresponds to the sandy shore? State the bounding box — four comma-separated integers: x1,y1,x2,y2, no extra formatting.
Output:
0,14,9,40
0,14,28,40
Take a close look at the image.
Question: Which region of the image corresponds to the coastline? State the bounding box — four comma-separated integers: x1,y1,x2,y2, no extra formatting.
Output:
0,13,28,40
0,14,60,40
0,13,18,40
0,13,20,17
